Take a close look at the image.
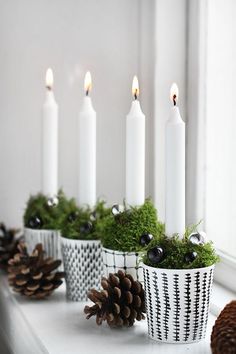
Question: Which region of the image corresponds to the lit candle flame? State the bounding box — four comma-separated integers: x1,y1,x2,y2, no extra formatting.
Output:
84,71,92,96
170,83,179,106
45,68,53,90
132,75,139,100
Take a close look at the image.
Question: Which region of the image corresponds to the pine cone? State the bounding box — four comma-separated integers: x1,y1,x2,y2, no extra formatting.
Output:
0,223,22,271
211,301,236,354
84,270,145,327
8,242,64,299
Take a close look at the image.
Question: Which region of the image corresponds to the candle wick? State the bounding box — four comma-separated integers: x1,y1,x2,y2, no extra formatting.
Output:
86,89,89,97
46,85,52,91
134,89,138,100
173,95,177,106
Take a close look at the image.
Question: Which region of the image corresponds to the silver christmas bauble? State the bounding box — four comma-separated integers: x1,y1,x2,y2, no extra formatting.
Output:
111,204,124,216
90,211,97,222
47,196,59,208
189,231,205,245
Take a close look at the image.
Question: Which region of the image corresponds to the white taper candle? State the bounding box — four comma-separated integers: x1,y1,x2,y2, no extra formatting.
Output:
165,83,185,238
78,71,96,208
126,76,145,206
42,68,58,196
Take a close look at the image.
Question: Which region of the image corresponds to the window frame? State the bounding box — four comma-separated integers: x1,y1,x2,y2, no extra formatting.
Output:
187,0,236,293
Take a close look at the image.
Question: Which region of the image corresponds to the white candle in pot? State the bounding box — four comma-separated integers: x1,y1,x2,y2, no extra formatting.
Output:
78,71,96,208
42,68,58,196
165,83,185,238
126,76,145,206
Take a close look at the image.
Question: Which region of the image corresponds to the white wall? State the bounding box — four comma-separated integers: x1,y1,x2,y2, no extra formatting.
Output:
0,0,156,226
154,0,187,221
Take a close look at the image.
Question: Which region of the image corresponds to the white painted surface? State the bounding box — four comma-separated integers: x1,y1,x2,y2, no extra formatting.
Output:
205,0,236,257
0,0,188,228
0,0,152,226
186,0,236,290
0,277,216,354
211,281,236,317
187,0,236,259
186,0,208,227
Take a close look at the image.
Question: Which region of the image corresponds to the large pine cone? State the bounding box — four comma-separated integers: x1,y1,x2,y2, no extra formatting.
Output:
8,243,64,299
211,301,236,354
0,223,21,271
84,270,145,327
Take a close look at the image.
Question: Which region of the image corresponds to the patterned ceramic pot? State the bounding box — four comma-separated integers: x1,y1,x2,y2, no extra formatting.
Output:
24,228,62,261
143,263,215,343
61,237,103,301
102,247,143,282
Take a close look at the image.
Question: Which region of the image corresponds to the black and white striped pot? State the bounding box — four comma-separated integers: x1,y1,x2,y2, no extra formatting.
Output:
143,263,215,343
102,247,143,282
24,228,62,261
61,237,103,301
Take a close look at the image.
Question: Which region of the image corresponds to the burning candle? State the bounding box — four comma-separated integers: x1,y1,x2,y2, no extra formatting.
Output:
126,76,145,206
78,71,96,207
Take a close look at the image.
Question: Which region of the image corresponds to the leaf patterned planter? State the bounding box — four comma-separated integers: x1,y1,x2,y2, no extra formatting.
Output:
142,263,215,343
102,247,143,282
61,237,103,301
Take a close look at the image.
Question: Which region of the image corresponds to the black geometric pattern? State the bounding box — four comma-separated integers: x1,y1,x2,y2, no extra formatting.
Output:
144,269,154,338
198,272,207,339
24,228,62,261
102,247,143,281
143,264,215,343
204,268,214,335
173,274,180,341
153,272,162,340
61,238,103,301
183,273,191,341
162,273,171,340
192,271,200,340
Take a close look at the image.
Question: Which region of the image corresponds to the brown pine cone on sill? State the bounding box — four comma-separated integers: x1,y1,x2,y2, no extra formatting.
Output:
8,242,64,299
0,223,22,271
211,300,236,354
84,270,145,327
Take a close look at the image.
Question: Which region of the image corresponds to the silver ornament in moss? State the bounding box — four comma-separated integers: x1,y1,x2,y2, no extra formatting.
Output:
28,216,42,229
111,204,124,216
189,232,205,245
140,232,153,246
67,211,79,223
184,251,198,263
147,246,164,264
80,221,93,234
47,196,59,208
90,211,97,222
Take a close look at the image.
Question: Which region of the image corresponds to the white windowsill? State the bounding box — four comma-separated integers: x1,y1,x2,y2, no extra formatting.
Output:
0,275,227,354
210,281,235,317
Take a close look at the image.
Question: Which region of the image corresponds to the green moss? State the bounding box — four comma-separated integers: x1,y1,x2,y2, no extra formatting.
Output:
61,200,111,240
97,199,164,252
24,190,78,230
142,227,220,269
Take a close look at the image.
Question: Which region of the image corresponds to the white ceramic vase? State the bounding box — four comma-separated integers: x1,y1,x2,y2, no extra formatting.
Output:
142,263,215,343
61,237,103,301
102,247,143,282
24,228,62,261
